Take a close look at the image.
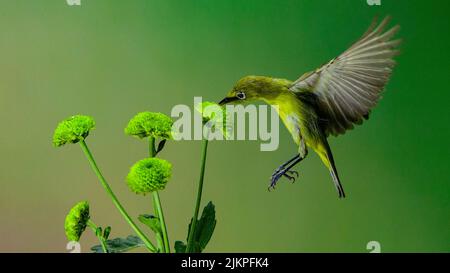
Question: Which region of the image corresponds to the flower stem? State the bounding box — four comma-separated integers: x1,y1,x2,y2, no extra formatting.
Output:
149,136,156,157
152,197,164,252
88,220,108,253
152,191,170,253
148,136,170,253
186,138,209,253
79,140,156,252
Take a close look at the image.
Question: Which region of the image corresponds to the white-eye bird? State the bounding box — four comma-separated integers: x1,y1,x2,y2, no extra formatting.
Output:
219,17,401,198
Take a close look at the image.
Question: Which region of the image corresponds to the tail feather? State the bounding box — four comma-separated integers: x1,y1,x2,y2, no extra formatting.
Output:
317,141,346,198
328,161,346,198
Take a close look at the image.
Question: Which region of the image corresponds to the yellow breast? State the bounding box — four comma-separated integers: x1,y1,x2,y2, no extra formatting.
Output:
264,92,304,145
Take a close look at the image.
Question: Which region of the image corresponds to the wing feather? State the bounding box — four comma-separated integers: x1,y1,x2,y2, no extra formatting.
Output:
290,17,400,136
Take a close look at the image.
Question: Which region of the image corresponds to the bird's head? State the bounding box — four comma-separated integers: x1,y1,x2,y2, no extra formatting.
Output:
219,76,278,105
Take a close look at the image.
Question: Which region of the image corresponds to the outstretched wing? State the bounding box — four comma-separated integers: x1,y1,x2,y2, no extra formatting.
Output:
290,16,401,136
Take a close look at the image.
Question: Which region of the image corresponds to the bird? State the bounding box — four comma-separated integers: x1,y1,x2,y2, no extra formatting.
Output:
218,17,401,198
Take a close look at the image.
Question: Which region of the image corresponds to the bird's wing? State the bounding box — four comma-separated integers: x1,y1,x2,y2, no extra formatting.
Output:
290,16,401,136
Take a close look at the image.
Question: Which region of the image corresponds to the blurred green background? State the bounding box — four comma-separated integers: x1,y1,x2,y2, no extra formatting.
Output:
0,0,449,252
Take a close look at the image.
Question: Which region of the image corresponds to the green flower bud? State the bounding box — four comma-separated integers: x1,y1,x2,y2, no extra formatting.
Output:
126,158,172,194
53,115,95,147
64,201,90,242
125,112,173,139
195,101,230,138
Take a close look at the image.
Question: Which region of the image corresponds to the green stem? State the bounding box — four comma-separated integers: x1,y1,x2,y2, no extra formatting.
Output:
79,140,156,252
152,191,170,253
149,136,170,253
152,196,164,252
150,193,164,252
186,138,209,253
88,220,108,253
149,136,156,157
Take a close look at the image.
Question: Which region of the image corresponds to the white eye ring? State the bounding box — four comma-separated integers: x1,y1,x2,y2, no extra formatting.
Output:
236,92,246,100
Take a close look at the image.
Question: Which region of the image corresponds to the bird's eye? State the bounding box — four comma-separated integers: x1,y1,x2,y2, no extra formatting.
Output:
236,92,246,100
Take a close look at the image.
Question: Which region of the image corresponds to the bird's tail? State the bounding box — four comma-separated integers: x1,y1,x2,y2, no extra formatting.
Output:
316,140,346,198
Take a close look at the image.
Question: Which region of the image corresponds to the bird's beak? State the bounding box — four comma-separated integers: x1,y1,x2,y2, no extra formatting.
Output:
218,96,238,105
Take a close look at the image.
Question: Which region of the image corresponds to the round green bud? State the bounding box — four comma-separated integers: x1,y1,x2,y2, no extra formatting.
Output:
195,101,230,138
125,112,173,139
126,158,172,194
195,101,224,123
64,201,90,242
53,115,95,147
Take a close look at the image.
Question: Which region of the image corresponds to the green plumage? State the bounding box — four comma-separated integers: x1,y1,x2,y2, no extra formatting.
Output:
218,17,400,198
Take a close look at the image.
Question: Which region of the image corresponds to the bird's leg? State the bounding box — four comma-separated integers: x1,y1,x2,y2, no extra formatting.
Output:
271,154,300,175
281,158,302,180
269,155,304,190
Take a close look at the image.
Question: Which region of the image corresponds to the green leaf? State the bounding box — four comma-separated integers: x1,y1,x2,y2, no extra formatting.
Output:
195,202,216,251
91,235,144,253
174,241,187,253
138,214,165,253
138,214,162,234
181,201,217,253
95,227,102,237
155,139,167,155
103,226,111,240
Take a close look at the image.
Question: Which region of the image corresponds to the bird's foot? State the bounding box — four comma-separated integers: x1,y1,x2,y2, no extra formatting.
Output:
268,169,299,191
284,170,299,182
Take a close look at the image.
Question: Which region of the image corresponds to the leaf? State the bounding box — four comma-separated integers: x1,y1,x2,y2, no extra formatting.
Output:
194,201,216,251
181,201,217,253
138,214,162,234
155,139,167,155
174,241,187,253
91,235,144,253
103,226,111,240
95,227,102,237
139,214,165,253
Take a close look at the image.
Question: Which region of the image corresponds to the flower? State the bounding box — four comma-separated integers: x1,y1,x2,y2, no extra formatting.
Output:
64,201,90,242
53,115,95,147
126,158,172,194
195,101,230,138
125,112,173,139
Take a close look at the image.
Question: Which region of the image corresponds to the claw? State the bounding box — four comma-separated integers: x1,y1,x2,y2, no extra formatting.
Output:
269,168,299,189
269,172,283,190
283,173,296,182
287,170,299,178
268,154,303,190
